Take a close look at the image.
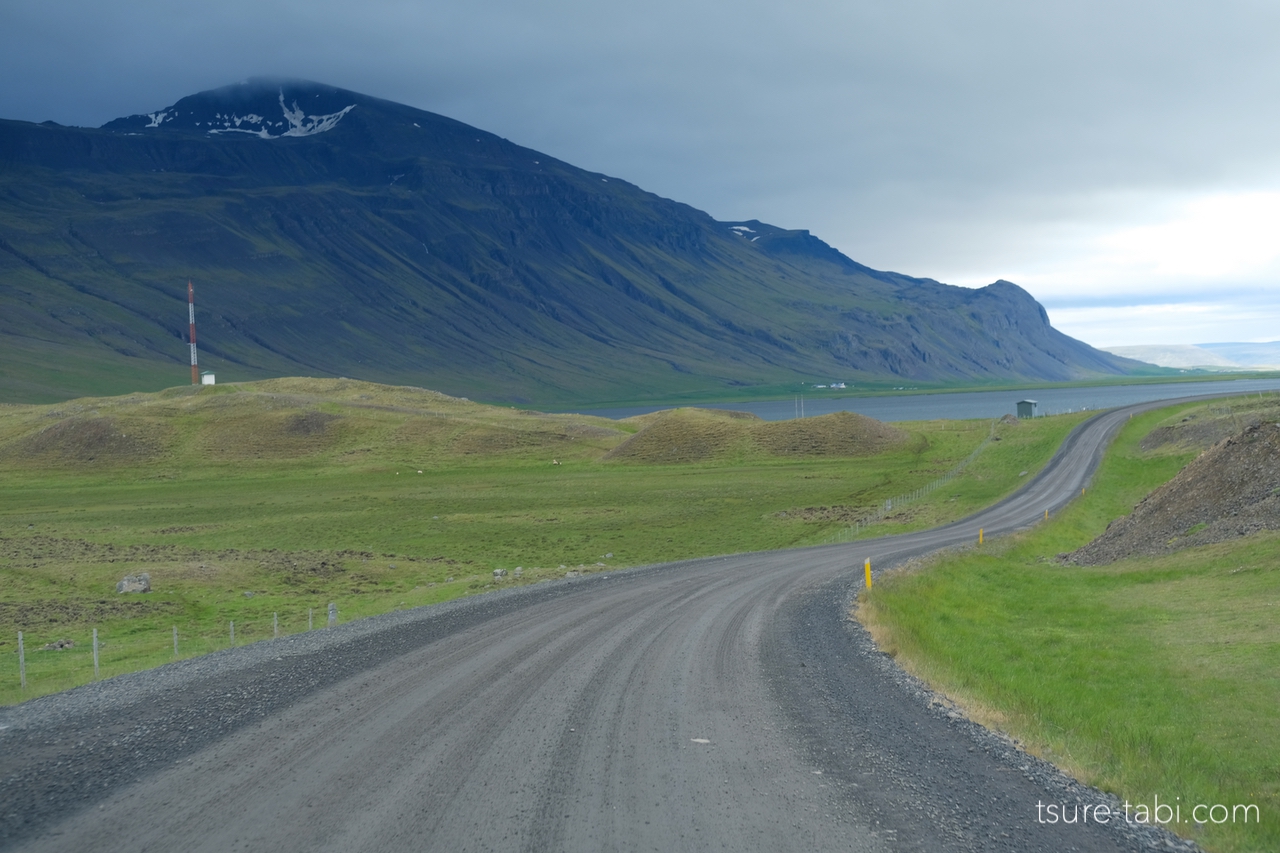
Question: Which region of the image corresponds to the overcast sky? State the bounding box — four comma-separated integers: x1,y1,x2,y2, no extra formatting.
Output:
3,0,1279,348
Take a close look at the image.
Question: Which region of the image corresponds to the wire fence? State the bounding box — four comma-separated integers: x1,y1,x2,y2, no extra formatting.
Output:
822,419,1000,544
8,605,338,702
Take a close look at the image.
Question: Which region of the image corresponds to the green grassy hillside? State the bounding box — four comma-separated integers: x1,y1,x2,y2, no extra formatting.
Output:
0,377,1089,703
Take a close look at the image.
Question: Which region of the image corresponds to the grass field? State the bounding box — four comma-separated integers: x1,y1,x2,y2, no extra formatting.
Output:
860,398,1280,853
0,377,1090,704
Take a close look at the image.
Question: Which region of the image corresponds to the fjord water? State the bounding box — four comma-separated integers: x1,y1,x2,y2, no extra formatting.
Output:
579,377,1280,422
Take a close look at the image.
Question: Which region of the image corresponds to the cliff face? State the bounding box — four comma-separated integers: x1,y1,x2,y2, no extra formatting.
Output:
0,79,1143,404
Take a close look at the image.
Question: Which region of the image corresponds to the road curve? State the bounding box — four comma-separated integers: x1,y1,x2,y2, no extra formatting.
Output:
1,396,1213,852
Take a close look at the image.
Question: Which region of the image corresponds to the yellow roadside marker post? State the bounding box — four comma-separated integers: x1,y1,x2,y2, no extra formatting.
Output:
979,528,984,544
864,558,872,589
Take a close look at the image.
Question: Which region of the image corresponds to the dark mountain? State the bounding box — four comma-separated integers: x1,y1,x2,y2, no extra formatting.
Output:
0,78,1147,404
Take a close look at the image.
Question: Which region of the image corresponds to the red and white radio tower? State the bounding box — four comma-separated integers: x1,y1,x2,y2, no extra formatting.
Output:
187,281,199,385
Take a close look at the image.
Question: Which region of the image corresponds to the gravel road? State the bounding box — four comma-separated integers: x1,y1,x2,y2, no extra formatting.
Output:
0,398,1216,852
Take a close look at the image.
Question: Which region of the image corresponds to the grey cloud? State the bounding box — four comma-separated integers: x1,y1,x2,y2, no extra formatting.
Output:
3,0,1279,326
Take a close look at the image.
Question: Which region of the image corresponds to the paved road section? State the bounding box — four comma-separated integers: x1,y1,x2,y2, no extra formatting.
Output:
1,398,1212,852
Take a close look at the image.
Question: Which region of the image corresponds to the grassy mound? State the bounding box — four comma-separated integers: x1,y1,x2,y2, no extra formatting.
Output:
0,377,632,468
1140,394,1280,453
3,415,171,465
603,408,908,464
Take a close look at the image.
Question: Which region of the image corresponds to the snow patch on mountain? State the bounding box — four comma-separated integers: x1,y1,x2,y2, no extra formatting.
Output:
145,111,172,128
277,93,355,137
201,90,355,139
208,126,275,139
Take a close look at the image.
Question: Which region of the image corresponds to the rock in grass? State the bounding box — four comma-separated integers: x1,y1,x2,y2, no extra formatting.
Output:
116,573,151,593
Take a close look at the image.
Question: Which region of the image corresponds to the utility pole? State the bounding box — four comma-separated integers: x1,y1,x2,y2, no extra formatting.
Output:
188,281,199,385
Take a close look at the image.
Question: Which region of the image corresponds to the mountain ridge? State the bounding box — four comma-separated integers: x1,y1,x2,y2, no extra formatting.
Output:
0,79,1149,404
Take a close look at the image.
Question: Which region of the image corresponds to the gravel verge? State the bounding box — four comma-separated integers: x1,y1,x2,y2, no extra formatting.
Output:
764,564,1204,852
0,568,653,849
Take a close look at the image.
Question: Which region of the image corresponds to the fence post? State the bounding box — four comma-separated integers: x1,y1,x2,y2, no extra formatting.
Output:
92,628,99,680
18,631,25,690
309,608,313,630
173,625,178,657
327,603,337,627
230,621,235,646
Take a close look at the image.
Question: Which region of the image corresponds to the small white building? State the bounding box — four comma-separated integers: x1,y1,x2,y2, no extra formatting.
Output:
200,371,216,386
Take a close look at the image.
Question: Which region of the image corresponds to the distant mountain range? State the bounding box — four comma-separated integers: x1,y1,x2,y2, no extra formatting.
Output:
1103,343,1280,370
0,79,1151,405
1198,341,1280,367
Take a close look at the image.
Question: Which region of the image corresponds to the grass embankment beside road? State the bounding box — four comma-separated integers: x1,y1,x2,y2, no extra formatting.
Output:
860,398,1280,853
0,378,1089,704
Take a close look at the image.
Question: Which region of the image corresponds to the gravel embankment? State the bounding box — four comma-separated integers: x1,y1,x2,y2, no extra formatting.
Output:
1069,421,1280,564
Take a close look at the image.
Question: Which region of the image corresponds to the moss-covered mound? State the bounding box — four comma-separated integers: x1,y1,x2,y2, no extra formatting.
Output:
603,408,908,464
